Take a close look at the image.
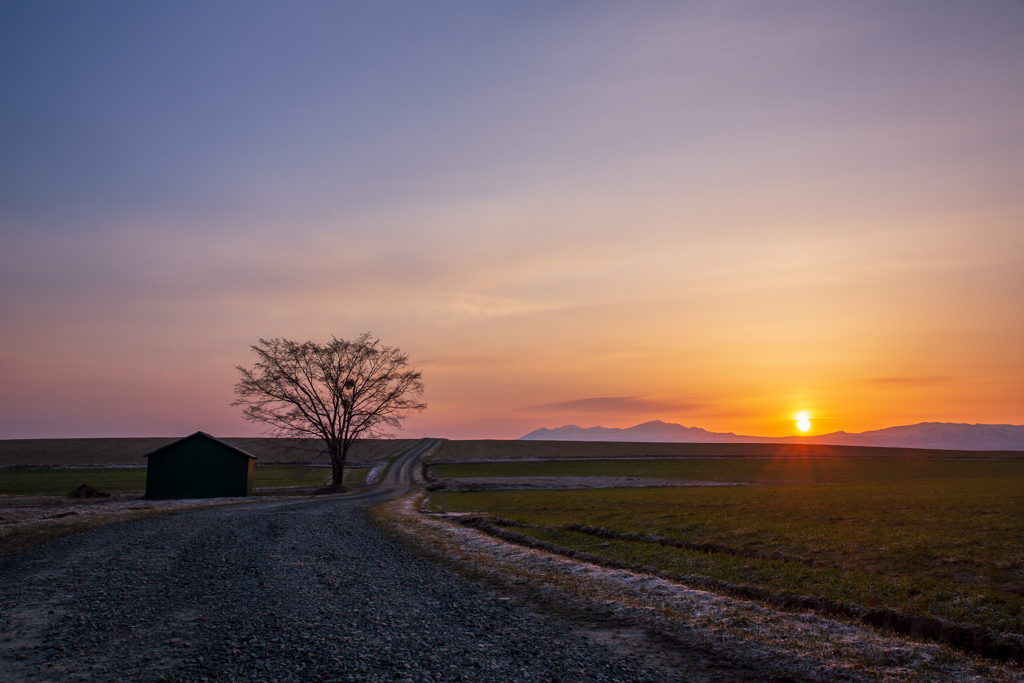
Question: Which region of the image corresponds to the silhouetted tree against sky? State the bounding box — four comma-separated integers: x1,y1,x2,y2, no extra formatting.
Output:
233,333,426,488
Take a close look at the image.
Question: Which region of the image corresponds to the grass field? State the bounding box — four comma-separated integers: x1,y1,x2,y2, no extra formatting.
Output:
428,458,1024,636
432,439,1024,461
0,465,349,496
0,437,415,467
433,456,1024,484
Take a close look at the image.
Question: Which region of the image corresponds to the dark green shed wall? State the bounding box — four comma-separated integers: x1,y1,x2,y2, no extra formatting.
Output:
145,433,254,499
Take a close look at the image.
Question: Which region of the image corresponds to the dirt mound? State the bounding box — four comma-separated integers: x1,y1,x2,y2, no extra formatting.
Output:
67,484,112,499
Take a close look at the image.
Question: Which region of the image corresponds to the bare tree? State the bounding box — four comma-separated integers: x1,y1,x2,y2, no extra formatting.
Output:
232,333,426,489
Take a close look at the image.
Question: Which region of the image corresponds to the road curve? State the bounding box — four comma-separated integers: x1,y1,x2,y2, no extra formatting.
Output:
0,439,667,682
375,437,437,496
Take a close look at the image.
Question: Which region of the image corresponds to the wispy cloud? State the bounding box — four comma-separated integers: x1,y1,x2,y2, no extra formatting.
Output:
516,396,706,414
3,3,1024,438
864,376,948,385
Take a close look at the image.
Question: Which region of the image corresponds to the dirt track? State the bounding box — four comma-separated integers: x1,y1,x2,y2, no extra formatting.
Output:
0,440,674,682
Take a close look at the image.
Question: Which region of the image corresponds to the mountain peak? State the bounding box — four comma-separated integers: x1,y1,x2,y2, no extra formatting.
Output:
519,421,1024,451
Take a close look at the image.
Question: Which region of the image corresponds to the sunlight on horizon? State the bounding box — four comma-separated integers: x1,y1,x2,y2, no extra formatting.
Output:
796,413,812,433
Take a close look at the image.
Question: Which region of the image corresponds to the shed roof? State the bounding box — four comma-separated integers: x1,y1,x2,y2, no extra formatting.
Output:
143,431,257,460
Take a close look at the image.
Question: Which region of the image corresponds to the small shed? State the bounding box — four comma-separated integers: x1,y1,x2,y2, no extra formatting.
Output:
144,431,255,499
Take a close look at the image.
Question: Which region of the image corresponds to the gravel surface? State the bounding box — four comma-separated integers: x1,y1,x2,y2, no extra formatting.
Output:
0,445,669,682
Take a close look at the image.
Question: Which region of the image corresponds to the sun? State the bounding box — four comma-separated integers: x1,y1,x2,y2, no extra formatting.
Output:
795,413,811,433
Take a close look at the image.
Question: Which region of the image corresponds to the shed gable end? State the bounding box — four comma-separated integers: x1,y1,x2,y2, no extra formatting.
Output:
144,432,254,499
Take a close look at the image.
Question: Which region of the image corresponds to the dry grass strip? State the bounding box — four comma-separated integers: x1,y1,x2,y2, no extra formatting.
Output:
369,493,1024,683
459,515,1024,666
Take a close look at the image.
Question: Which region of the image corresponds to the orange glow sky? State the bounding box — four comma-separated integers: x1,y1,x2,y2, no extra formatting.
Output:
1,3,1023,439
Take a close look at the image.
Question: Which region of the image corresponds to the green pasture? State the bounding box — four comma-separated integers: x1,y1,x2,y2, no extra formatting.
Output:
429,460,1024,635
433,439,1024,461
0,465,345,496
434,456,1024,484
0,437,414,467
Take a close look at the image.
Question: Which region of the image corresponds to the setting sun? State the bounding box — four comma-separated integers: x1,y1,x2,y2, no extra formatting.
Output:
796,414,812,433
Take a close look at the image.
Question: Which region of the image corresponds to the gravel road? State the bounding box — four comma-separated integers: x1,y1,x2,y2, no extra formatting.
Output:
0,440,667,682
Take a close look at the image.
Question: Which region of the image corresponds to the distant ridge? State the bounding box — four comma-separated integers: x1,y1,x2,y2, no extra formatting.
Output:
519,420,1024,451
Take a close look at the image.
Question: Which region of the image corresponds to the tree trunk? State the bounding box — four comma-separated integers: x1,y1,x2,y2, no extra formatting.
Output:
329,443,345,487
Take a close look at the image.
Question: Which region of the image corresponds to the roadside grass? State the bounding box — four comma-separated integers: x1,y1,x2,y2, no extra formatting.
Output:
342,466,371,488
433,456,1024,484
255,465,337,490
428,468,1024,635
375,494,1024,682
0,465,335,495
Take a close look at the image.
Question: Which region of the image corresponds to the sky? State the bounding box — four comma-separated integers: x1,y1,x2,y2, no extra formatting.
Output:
2,1,1023,440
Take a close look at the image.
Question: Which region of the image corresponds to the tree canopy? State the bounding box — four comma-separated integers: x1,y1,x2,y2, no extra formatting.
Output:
232,333,426,488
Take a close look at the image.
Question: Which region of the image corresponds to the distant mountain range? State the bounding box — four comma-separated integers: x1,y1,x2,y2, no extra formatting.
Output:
519,420,1024,451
